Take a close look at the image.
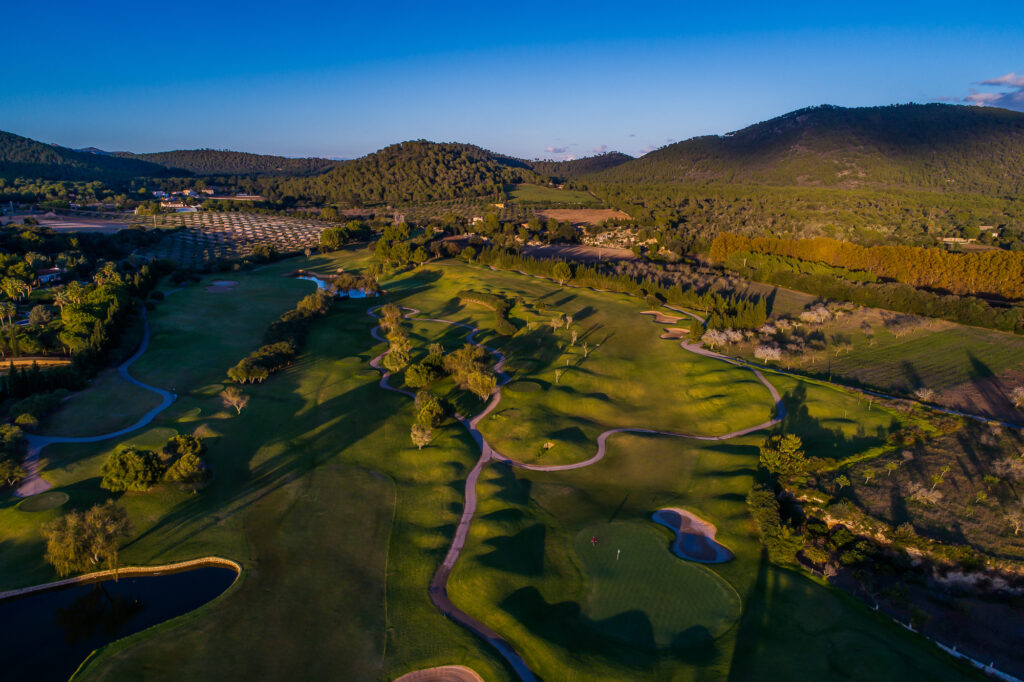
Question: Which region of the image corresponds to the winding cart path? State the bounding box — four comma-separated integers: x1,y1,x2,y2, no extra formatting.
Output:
368,304,784,682
15,311,176,498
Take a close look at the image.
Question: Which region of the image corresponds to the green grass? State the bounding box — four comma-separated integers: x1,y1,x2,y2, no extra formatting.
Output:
573,521,741,648
0,250,980,681
829,325,1024,393
385,262,775,465
508,183,599,205
16,491,69,512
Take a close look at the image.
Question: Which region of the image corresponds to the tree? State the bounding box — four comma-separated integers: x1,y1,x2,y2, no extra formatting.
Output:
44,501,133,577
0,458,26,487
1,277,30,302
405,362,437,389
1012,386,1024,410
885,461,902,477
412,246,429,264
835,474,850,491
164,452,206,487
28,305,53,326
101,448,164,492
383,330,412,373
415,391,444,427
410,424,433,450
759,434,807,477
1006,508,1024,536
466,371,497,400
220,386,250,414
552,262,572,286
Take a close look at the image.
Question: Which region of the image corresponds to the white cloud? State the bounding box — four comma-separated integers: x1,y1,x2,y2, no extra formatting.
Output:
639,145,656,155
957,72,1024,111
593,144,608,153
545,146,567,154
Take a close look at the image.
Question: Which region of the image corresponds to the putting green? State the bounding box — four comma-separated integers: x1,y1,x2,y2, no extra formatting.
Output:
574,522,741,649
17,491,69,512
507,380,542,393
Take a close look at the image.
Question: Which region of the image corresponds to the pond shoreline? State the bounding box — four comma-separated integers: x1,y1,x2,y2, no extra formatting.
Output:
0,556,241,602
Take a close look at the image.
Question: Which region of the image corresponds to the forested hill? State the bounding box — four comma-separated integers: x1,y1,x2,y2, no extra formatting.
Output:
588,104,1024,196
117,149,340,176
530,152,633,179
0,130,177,181
263,140,548,206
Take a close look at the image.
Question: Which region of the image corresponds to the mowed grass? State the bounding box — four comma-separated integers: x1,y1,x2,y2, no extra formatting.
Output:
0,247,509,682
1,250,980,681
38,368,164,437
573,521,741,648
508,183,599,205
384,262,775,465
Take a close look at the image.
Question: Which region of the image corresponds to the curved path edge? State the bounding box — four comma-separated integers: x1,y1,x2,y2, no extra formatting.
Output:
367,303,783,681
0,556,241,602
15,309,177,498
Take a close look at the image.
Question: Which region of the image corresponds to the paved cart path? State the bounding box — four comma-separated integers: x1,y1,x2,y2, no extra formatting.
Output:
368,304,783,682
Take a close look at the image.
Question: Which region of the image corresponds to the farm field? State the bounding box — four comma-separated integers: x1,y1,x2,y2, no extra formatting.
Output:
141,211,333,265
0,249,978,681
726,302,1024,422
508,183,599,205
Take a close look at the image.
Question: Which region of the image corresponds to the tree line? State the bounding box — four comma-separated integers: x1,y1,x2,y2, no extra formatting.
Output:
711,232,1024,300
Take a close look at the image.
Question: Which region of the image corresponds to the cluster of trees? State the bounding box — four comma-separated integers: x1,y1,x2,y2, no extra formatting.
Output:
0,130,172,183
227,289,334,383
246,141,546,207
0,424,26,488
101,435,208,492
711,233,1024,300
714,241,1024,334
374,223,427,267
118,149,338,177
318,219,372,251
472,247,765,329
457,290,516,335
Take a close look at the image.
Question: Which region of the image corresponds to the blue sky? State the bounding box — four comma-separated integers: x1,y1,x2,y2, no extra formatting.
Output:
2,0,1023,160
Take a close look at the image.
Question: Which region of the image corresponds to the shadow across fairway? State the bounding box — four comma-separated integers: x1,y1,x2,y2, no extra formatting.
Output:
779,383,897,461
479,524,547,576
499,586,722,664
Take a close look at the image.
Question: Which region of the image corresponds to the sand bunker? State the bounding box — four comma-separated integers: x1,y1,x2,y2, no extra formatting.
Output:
652,508,734,563
205,280,238,293
639,310,682,324
394,666,484,682
659,327,690,339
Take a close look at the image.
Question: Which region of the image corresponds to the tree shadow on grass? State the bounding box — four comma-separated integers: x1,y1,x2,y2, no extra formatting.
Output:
498,586,722,667
478,524,546,575
779,383,897,462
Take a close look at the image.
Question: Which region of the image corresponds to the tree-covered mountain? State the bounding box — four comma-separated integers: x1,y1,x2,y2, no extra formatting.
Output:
261,140,548,206
0,130,177,181
589,104,1024,196
530,152,633,179
117,149,339,176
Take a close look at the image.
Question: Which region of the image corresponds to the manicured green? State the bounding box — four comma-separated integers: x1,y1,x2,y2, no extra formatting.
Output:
17,491,69,512
573,521,741,648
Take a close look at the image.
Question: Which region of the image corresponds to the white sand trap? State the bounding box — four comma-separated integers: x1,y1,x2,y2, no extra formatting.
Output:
652,508,734,564
639,310,683,324
659,327,690,339
394,665,484,682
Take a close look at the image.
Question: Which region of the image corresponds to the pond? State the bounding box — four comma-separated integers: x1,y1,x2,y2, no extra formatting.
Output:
0,565,237,681
297,274,376,298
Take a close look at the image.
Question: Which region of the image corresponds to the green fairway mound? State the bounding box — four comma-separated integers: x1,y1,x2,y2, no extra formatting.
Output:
354,369,379,380
177,407,204,422
122,427,178,450
194,383,225,396
574,522,741,649
17,491,69,512
338,356,363,366
507,380,542,393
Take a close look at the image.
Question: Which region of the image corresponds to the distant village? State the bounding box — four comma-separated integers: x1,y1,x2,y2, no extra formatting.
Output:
142,187,264,213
